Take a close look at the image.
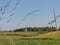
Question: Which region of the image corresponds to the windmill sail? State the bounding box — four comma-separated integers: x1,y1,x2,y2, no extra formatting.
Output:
48,9,57,28
48,9,57,25
48,14,60,25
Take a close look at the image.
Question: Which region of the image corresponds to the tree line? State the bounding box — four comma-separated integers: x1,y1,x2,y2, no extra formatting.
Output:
13,26,60,34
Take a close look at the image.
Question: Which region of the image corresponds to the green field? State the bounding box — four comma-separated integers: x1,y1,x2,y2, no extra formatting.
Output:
0,39,60,45
0,31,60,45
13,39,60,45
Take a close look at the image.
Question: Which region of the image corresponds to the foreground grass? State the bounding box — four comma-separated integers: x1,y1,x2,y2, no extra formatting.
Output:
0,39,10,45
0,38,60,45
13,39,60,45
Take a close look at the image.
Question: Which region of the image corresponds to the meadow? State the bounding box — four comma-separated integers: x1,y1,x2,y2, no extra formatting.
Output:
13,39,60,45
0,38,60,45
0,31,60,45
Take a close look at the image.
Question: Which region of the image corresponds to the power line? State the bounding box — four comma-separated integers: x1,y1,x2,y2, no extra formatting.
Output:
11,0,20,13
1,0,12,15
6,0,21,23
16,10,40,27
7,13,14,23
20,10,40,22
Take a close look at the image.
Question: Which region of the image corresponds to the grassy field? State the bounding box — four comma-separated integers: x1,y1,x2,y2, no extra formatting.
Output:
0,38,60,45
13,39,60,45
0,31,60,39
0,31,60,45
32,31,60,39
0,39,10,45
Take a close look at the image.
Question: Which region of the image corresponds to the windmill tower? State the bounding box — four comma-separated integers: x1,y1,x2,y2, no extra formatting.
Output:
47,9,57,29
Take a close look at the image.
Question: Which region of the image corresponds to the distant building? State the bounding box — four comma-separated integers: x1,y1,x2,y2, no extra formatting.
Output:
24,28,27,32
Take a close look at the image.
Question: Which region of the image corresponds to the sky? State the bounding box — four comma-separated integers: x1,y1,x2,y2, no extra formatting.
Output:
0,0,60,31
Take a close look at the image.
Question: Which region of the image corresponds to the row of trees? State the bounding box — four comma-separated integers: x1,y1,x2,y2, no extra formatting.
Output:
13,26,59,34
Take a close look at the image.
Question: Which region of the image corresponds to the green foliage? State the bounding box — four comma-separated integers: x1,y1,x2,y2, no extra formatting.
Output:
14,28,25,32
13,27,57,34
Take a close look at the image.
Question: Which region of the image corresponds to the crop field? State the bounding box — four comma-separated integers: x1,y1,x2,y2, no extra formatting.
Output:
0,31,60,45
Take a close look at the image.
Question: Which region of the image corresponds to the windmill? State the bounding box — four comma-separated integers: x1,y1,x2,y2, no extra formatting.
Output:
53,9,60,40
47,9,58,29
53,9,57,29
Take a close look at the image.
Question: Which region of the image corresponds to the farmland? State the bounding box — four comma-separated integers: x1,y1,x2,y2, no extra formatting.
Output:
0,0,60,45
0,31,60,45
